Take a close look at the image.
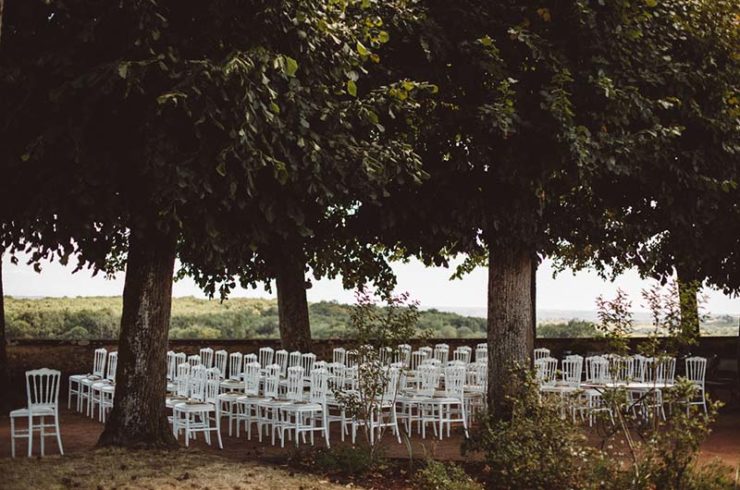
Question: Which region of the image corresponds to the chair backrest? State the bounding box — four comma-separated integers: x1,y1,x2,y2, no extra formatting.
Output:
346,349,359,368
631,355,647,382
421,358,442,368
166,351,176,381
586,356,609,383
475,345,487,363
333,347,346,366
189,365,207,402
286,366,305,401
244,361,261,394
395,344,412,367
444,364,466,399
26,368,61,408
419,346,433,359
433,344,450,364
187,354,201,367
535,357,558,385
263,364,281,398
205,378,220,404
214,350,228,379
205,367,220,381
561,356,582,386
259,347,274,368
228,352,243,381
199,347,214,368
656,356,676,384
382,367,401,403
344,365,359,390
453,346,472,364
92,348,107,377
417,364,441,397
288,351,302,369
105,352,118,382
379,347,393,366
243,353,258,365
410,350,428,371
309,368,329,404
275,350,289,377
176,363,190,397
609,355,632,382
471,361,488,392
685,356,707,386
327,362,346,390
533,348,550,361
301,353,316,377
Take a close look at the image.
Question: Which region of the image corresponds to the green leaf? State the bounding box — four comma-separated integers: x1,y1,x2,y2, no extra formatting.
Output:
645,0,657,6
118,63,128,79
356,41,370,56
284,56,299,77
270,102,281,113
378,31,390,43
347,80,358,97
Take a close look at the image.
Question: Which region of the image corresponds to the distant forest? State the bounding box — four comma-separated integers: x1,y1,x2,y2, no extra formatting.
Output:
4,296,737,340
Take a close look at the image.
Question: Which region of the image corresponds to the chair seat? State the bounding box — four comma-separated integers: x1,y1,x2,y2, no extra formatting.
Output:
92,380,113,390
220,379,243,388
10,405,57,418
173,402,216,412
217,392,242,402
69,374,87,382
281,402,323,412
80,376,103,387
101,384,115,394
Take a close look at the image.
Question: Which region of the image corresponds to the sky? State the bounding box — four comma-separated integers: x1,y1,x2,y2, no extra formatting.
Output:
3,253,738,314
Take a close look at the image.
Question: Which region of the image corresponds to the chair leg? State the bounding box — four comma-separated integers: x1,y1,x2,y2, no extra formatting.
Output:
10,416,16,459
27,415,33,458
40,416,45,457
54,413,64,455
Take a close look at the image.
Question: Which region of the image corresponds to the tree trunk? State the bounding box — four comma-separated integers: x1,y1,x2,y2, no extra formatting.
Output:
98,223,177,448
276,245,312,352
487,244,534,419
531,256,537,342
0,251,9,412
676,266,700,339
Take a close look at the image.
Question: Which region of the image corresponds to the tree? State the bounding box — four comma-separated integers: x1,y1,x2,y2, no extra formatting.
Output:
555,0,740,341
1,0,424,445
355,0,696,418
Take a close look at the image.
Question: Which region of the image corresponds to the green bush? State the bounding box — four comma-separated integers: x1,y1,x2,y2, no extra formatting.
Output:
313,446,378,476
414,461,483,490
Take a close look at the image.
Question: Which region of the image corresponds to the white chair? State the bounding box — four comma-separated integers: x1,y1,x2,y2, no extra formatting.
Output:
428,364,469,439
684,357,708,414
228,352,243,381
254,364,286,444
259,347,274,369
332,347,346,366
433,344,450,364
398,364,441,438
243,353,258,366
233,361,264,439
452,346,472,365
410,350,428,371
288,351,302,370
278,368,330,448
346,349,359,368
172,371,223,449
199,348,215,369
91,352,118,421
534,348,550,361
69,347,106,412
581,356,612,426
474,344,487,363
395,344,412,368
275,349,289,377
301,353,316,381
187,354,201,367
535,357,558,387
379,347,393,366
11,369,64,458
214,350,228,379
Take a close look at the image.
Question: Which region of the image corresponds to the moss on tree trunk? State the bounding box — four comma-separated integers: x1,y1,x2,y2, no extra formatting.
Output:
487,244,534,419
276,245,312,352
97,223,177,448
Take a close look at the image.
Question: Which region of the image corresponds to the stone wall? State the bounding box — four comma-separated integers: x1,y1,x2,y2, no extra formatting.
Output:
5,336,738,406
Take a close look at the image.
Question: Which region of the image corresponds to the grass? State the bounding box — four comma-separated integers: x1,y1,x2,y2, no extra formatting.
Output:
0,448,362,490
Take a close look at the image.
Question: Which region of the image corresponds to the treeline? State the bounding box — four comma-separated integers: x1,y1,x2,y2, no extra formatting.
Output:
4,296,488,340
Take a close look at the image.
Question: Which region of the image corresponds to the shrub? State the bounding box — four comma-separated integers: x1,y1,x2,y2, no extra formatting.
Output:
414,461,483,490
313,446,378,476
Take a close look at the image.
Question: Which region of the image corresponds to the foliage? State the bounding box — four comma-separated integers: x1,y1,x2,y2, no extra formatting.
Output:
414,461,483,490
465,367,605,490
537,320,603,339
313,445,379,477
332,289,421,457
596,288,635,355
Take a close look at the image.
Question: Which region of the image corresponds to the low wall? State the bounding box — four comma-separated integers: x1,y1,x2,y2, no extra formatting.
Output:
5,336,739,406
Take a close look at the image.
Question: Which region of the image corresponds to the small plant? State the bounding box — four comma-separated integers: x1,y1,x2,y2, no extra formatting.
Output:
314,446,379,477
332,288,423,459
414,460,483,490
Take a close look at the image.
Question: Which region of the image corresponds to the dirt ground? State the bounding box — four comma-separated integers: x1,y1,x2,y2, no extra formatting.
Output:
0,407,738,489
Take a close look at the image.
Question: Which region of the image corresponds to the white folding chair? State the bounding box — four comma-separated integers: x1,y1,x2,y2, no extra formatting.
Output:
684,356,708,414
69,347,106,412
199,348,215,369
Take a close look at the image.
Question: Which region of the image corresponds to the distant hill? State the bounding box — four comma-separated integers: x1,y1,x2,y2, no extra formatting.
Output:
3,296,737,340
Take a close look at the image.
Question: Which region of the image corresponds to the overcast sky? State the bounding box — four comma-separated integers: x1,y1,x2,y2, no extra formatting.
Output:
3,253,737,314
